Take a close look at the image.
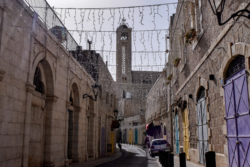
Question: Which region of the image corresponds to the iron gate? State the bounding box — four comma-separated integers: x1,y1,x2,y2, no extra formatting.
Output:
224,69,250,167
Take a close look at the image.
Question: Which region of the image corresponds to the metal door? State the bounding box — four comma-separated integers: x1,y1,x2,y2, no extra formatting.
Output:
135,128,138,144
175,114,179,154
183,108,190,160
197,97,208,165
101,127,105,156
224,69,250,167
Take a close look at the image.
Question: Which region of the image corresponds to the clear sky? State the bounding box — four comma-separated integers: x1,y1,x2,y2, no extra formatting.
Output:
27,0,178,80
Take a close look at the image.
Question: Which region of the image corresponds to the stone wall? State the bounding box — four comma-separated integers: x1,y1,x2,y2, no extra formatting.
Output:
168,0,250,166
0,0,117,166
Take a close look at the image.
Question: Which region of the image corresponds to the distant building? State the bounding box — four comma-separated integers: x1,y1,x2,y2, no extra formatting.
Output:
116,19,161,145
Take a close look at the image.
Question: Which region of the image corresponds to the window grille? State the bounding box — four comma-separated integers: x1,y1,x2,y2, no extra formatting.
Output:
226,55,245,79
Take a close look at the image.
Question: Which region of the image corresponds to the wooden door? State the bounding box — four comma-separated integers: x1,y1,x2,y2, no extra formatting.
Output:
224,69,250,167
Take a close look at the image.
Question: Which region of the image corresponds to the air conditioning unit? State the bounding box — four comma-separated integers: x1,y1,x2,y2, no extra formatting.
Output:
126,92,131,99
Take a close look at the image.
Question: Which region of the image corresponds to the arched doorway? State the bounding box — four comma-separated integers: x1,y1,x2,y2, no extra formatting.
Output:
67,83,80,162
175,111,179,154
197,86,208,165
29,59,56,167
183,107,190,160
29,65,46,167
223,55,250,167
135,128,138,144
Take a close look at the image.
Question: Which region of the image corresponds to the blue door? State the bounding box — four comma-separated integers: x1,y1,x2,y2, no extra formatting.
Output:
135,128,138,144
175,114,179,154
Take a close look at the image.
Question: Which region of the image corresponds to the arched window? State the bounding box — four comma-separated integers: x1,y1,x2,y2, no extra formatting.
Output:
33,67,45,94
197,87,205,101
70,91,74,106
226,55,245,79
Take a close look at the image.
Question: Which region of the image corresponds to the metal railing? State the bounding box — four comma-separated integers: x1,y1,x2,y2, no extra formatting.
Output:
23,0,78,50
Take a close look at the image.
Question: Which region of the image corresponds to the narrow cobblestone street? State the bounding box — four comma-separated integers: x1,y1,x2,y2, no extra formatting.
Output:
97,144,204,167
96,144,159,167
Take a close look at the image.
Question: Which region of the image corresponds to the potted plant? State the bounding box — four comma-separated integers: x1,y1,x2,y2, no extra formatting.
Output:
185,28,196,44
167,74,173,81
174,58,181,67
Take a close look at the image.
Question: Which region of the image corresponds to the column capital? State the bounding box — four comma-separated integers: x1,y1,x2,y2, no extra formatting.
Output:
86,111,95,117
46,94,58,102
26,83,36,93
0,69,6,81
74,106,82,112
66,101,71,108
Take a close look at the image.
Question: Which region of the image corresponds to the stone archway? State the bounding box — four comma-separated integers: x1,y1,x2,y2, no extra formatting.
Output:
67,82,81,163
87,98,95,159
28,58,57,167
219,43,250,167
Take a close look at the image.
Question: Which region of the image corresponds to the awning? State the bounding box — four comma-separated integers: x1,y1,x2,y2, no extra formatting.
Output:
146,122,154,130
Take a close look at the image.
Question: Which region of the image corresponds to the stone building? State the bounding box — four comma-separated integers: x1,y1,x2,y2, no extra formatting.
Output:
116,19,161,145
0,0,117,166
145,69,172,147
166,0,250,167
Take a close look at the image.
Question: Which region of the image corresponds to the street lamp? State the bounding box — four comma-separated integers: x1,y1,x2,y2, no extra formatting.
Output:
114,109,119,119
83,84,99,101
208,0,250,26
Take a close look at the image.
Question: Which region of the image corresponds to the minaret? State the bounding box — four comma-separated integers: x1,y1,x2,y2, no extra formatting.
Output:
116,18,132,83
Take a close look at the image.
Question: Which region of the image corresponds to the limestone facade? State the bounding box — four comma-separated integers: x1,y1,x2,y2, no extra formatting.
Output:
166,0,250,167
0,0,117,166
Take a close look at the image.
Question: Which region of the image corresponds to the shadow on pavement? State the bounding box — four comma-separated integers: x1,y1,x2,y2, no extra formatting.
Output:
95,148,159,167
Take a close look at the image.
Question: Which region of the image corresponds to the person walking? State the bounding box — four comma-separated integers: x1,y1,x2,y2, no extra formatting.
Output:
118,142,122,152
144,136,150,159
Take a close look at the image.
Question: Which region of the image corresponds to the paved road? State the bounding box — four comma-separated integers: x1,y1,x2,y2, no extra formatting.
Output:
96,144,160,167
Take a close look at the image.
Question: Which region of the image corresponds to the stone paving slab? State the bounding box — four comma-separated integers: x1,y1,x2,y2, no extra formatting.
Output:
69,147,122,167
173,156,204,167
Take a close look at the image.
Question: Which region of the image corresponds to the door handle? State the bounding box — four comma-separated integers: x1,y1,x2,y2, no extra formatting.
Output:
236,141,241,144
